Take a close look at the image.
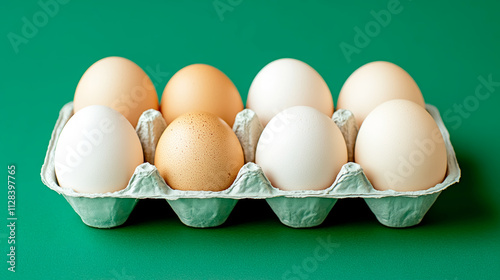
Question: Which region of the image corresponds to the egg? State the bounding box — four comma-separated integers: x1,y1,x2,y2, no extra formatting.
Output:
160,64,243,127
354,99,447,191
255,106,347,191
337,61,425,128
74,56,159,127
54,105,144,193
155,112,244,191
246,58,334,127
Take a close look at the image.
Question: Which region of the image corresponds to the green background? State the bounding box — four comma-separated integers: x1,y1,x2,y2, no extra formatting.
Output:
1,0,499,279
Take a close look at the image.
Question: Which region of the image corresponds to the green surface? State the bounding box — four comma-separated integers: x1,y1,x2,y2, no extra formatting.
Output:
1,0,499,279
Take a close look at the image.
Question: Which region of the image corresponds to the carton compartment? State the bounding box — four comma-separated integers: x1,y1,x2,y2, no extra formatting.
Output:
41,102,460,228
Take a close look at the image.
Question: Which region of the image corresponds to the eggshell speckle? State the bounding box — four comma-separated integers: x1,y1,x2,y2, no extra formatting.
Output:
155,112,244,191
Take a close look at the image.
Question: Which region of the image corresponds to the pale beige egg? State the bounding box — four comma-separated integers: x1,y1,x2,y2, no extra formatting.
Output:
354,99,447,191
74,56,159,127
337,61,425,128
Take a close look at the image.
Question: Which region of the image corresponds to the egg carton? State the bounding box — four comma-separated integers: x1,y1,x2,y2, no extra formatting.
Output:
41,102,460,229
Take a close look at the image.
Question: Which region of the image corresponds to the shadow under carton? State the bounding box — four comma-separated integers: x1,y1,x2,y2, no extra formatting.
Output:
41,102,460,229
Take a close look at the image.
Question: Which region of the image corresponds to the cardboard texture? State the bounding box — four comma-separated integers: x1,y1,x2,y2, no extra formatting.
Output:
41,102,460,228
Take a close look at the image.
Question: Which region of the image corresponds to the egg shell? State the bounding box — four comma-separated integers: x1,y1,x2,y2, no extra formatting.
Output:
255,106,348,191
41,102,460,229
354,99,448,191
246,58,334,127
74,56,159,127
54,105,144,193
160,64,243,127
154,111,245,192
337,61,425,128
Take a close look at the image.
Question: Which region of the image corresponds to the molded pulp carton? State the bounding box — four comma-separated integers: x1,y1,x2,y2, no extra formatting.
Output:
41,102,460,228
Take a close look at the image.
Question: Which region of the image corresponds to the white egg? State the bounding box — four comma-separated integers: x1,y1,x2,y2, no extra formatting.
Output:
54,105,144,193
246,58,334,127
255,106,347,191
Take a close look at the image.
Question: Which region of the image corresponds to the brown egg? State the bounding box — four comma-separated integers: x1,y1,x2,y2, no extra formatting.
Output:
160,64,243,127
155,111,244,191
74,56,159,127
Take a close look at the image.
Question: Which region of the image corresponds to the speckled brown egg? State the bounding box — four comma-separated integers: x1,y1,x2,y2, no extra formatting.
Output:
154,111,244,191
